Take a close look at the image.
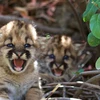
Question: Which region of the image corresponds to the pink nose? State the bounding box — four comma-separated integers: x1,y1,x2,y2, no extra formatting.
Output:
17,52,22,57
56,63,60,67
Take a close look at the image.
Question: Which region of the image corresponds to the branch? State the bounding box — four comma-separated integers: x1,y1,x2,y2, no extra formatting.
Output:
0,15,73,35
74,74,100,98
0,15,32,27
80,70,100,76
69,70,100,82
44,81,100,90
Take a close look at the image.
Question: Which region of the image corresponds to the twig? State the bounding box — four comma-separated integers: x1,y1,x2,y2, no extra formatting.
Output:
70,70,100,82
74,74,100,98
43,81,100,90
94,92,100,100
42,81,100,99
80,70,100,76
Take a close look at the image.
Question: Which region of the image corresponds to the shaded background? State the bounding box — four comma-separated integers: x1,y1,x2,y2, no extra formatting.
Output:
0,0,99,71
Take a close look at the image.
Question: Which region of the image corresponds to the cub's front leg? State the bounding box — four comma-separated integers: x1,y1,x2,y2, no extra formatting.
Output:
25,88,43,100
0,92,9,100
0,98,9,100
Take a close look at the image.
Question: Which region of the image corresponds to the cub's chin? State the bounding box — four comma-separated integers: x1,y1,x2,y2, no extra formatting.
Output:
9,59,28,74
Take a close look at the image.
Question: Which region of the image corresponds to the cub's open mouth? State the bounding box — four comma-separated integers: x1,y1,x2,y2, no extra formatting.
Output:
10,59,26,72
52,68,64,77
51,64,68,77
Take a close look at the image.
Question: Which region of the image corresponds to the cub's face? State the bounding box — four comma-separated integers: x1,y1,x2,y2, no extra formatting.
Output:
43,35,77,77
0,20,38,74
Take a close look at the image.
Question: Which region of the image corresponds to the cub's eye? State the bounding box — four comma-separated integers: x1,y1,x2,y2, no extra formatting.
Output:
24,43,31,48
7,43,14,48
63,55,69,60
48,54,55,59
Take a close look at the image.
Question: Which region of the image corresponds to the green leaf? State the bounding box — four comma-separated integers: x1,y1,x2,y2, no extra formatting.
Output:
87,32,100,47
74,69,84,75
97,2,100,8
83,0,98,22
93,1,100,8
96,57,100,70
90,14,100,39
78,69,84,73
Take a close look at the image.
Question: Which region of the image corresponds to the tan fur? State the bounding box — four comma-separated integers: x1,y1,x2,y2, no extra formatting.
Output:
38,35,85,83
0,20,42,100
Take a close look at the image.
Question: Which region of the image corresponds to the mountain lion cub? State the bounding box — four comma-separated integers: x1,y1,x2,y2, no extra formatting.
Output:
0,20,42,100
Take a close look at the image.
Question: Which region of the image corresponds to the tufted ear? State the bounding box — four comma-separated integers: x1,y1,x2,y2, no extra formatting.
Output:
28,24,37,40
0,33,4,47
37,36,50,50
0,21,14,48
36,36,51,58
0,24,8,48
0,33,4,56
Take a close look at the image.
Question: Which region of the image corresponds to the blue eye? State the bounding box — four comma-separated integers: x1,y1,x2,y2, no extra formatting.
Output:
63,55,69,60
24,43,31,48
49,54,55,59
7,43,14,48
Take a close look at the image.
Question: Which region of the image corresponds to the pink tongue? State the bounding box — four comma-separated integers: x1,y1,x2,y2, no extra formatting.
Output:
14,59,24,68
54,69,62,76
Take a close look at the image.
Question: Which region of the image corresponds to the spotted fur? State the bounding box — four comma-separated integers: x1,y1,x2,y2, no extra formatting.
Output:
38,35,85,83
0,20,42,100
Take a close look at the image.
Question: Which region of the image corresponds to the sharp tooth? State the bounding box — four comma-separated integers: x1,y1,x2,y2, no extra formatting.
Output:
60,65,64,70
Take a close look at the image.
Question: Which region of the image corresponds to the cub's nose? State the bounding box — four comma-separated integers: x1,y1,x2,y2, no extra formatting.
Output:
17,52,22,57
55,63,61,67
15,52,23,57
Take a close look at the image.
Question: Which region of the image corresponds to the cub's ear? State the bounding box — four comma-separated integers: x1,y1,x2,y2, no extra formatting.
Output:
73,41,86,56
0,23,10,47
0,33,4,47
37,36,51,57
37,36,50,50
0,33,4,55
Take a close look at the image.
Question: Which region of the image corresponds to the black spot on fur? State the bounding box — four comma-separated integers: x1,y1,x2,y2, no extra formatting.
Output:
49,61,55,68
7,50,13,58
25,50,31,59
17,20,24,28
